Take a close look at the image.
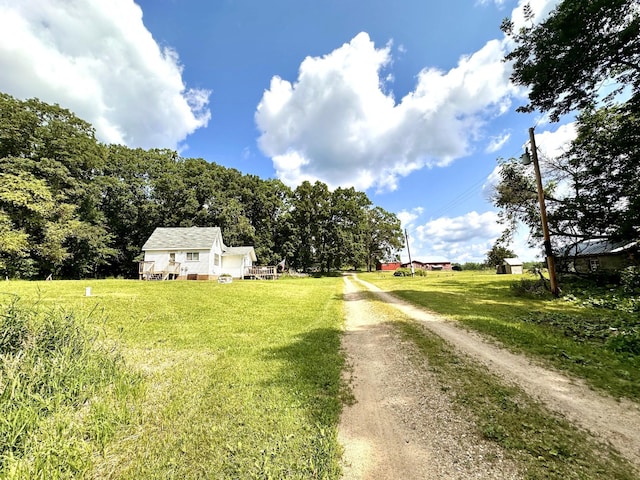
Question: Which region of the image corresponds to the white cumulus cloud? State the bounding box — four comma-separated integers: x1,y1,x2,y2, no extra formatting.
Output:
256,32,520,192
417,211,503,244
401,211,504,263
397,207,424,229
486,132,512,153
0,0,210,149
534,122,577,164
475,0,508,6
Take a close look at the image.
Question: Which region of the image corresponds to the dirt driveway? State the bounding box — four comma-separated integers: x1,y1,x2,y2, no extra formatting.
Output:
337,275,640,479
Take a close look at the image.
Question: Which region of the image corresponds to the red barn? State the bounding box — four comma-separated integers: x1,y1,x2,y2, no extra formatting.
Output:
377,262,402,271
401,257,452,271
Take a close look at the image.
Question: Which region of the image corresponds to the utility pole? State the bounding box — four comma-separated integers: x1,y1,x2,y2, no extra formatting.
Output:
528,127,559,296
404,228,415,277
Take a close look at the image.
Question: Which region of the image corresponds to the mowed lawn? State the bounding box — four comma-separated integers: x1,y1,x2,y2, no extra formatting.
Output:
0,277,345,479
4,271,638,478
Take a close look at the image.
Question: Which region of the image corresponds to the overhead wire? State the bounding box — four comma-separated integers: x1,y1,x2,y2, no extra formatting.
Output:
427,174,489,219
426,121,548,220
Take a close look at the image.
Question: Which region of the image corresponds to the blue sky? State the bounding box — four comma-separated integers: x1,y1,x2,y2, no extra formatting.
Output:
0,0,578,263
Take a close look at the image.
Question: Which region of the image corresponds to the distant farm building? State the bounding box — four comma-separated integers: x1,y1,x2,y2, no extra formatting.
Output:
139,227,257,280
562,239,639,273
377,261,402,271
496,257,523,275
402,257,452,271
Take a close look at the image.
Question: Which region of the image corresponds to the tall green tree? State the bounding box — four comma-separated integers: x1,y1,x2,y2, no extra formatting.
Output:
492,157,546,247
150,151,200,228
561,102,640,242
238,176,291,265
502,0,639,121
100,145,163,277
485,243,516,269
364,207,404,272
499,1,640,248
0,93,113,278
0,171,54,277
493,107,640,253
289,181,331,272
324,187,371,271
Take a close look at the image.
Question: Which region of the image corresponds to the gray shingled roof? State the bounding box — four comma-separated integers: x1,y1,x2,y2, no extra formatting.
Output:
142,227,222,250
568,239,638,256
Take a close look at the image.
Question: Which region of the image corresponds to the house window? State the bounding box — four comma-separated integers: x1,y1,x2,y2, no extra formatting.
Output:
169,253,176,263
186,252,200,261
590,258,599,271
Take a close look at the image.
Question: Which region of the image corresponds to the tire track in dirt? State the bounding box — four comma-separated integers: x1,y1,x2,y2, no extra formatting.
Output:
352,275,640,469
338,276,523,479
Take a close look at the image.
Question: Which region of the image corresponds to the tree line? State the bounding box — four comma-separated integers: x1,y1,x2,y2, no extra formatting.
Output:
0,92,404,279
493,0,639,262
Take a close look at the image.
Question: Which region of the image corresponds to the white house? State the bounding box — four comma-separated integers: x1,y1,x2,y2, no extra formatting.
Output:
139,227,257,280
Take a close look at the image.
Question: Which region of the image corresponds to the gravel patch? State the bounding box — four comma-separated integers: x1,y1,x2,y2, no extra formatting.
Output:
338,276,524,479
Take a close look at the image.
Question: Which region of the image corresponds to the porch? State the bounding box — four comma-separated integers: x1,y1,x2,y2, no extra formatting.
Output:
245,266,279,280
139,261,181,280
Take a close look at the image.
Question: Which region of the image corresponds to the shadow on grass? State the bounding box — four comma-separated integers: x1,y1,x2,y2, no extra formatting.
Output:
360,284,558,319
359,285,640,401
261,327,345,428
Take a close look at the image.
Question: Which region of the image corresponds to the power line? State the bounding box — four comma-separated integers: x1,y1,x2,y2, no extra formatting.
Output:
427,173,490,219
426,121,555,220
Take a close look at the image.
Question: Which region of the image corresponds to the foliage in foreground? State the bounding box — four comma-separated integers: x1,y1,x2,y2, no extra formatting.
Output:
0,298,142,479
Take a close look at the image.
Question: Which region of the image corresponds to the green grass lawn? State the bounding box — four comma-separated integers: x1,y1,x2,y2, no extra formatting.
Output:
360,270,640,401
0,277,345,479
2,272,638,478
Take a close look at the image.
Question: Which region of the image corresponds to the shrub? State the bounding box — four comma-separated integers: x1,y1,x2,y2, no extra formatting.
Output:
620,266,640,294
461,262,485,271
523,261,545,272
394,268,427,277
510,278,552,298
606,329,640,355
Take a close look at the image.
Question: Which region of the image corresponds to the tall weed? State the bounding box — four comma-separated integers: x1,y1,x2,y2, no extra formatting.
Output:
0,299,141,479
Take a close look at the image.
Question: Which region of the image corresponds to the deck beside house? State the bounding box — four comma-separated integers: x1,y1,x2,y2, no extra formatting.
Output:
244,266,279,280
139,261,181,280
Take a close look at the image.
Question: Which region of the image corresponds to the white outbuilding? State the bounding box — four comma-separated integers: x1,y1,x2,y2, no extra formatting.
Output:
497,257,523,275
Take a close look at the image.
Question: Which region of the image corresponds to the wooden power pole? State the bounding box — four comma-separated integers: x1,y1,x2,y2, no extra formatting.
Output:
528,127,559,296
404,228,414,277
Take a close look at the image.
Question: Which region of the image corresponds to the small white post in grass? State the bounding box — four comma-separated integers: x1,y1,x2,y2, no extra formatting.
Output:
85,287,92,297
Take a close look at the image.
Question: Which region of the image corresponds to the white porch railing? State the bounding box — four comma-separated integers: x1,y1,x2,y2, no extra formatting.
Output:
244,266,279,280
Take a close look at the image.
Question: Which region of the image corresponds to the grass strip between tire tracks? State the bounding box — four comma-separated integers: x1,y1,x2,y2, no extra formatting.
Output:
360,271,640,401
361,289,638,480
